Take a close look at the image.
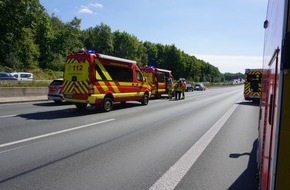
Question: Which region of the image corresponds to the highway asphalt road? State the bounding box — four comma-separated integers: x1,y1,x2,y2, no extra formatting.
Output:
0,86,259,190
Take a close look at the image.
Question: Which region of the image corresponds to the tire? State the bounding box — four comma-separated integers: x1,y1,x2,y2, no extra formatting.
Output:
141,93,149,105
102,97,113,112
75,103,87,110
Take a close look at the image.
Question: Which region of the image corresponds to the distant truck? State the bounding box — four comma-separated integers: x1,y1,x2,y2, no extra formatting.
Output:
243,69,262,102
140,66,173,98
62,50,151,112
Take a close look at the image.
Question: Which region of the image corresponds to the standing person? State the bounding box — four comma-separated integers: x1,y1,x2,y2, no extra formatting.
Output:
167,78,173,99
182,79,186,99
173,80,177,99
175,80,182,100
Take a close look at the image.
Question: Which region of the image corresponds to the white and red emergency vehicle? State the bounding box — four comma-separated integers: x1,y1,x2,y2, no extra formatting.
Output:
257,0,290,189
63,50,151,112
140,66,173,98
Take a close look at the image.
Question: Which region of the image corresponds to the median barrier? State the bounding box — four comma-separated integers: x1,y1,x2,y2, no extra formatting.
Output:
0,87,47,97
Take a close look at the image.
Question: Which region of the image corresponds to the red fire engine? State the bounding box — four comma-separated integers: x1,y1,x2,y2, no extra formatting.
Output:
140,66,173,98
62,50,151,112
257,0,290,189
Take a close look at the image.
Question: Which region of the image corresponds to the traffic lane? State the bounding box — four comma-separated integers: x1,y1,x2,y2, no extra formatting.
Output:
175,100,259,190
0,88,242,173
0,100,71,116
0,101,75,144
0,88,243,189
0,86,242,146
0,85,241,116
0,99,157,144
0,86,241,145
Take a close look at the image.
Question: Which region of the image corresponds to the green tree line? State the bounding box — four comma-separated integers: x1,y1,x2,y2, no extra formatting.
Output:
0,0,224,82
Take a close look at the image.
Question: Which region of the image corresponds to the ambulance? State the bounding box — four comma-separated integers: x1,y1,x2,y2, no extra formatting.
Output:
63,50,151,112
140,66,173,98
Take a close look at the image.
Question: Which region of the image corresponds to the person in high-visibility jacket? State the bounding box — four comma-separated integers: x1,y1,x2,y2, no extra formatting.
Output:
167,78,173,99
175,80,183,100
182,79,186,99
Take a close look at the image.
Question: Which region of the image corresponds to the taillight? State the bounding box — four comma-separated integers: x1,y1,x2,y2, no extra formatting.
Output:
89,84,94,94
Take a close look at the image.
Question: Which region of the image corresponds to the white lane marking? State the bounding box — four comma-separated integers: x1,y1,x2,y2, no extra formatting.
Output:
0,145,26,154
149,100,240,190
0,119,115,148
0,114,17,118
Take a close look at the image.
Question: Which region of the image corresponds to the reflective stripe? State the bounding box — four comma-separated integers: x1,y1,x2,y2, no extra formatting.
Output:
96,60,112,80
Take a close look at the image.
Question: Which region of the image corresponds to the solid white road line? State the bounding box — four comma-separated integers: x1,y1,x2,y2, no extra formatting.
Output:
0,119,115,148
149,100,240,190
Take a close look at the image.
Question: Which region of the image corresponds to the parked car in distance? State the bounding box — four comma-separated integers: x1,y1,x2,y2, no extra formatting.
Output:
48,79,64,103
194,83,206,91
0,72,17,80
186,83,193,92
10,72,33,81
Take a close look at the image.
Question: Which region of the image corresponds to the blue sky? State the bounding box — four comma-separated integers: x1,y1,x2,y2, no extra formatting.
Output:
39,0,268,73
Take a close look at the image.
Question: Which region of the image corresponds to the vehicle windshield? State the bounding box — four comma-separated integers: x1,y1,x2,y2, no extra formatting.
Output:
50,80,63,85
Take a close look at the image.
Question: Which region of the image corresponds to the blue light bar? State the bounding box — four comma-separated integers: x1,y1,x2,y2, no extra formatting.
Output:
87,49,96,54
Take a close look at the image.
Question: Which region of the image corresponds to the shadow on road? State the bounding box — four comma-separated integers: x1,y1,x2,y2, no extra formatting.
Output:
33,101,71,107
18,102,142,120
236,101,260,107
228,139,258,190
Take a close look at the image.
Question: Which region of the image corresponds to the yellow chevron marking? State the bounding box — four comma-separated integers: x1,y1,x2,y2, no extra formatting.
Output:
94,86,100,94
95,71,102,80
96,60,112,80
109,81,120,93
98,81,109,91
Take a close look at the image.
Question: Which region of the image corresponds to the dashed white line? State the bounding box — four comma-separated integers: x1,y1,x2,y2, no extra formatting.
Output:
0,119,115,148
0,114,17,118
0,145,26,154
149,100,240,190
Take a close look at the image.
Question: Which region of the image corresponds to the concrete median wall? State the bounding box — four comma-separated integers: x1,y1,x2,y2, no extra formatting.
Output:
0,87,47,97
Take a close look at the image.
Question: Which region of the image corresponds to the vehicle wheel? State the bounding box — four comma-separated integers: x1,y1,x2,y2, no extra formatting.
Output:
141,94,149,105
75,103,87,110
102,97,113,112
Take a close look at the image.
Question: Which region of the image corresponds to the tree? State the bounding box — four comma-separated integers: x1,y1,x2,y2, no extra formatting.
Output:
0,0,224,80
34,10,54,70
0,0,44,69
65,17,83,52
93,23,114,54
143,41,158,66
113,31,141,61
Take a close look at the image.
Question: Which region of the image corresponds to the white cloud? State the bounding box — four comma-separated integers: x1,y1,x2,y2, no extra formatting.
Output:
90,3,103,8
78,2,103,14
196,55,263,74
78,6,93,14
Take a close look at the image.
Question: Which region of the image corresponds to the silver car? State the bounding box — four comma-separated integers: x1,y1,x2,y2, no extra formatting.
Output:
194,83,206,91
